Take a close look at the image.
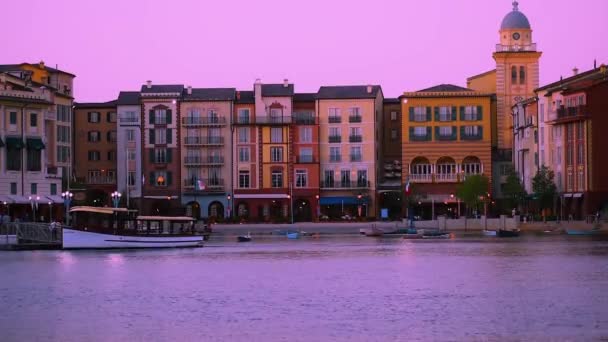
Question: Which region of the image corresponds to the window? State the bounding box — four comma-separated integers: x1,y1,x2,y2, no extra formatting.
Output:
107,150,116,161
463,126,479,136
578,169,585,191
511,66,517,84
519,66,526,84
350,146,362,162
128,149,136,161
238,127,250,143
270,108,283,119
324,170,335,187
556,146,562,164
155,171,167,187
57,126,70,143
295,170,308,188
128,172,136,186
413,106,427,122
30,113,38,127
271,127,283,143
9,112,17,125
357,170,367,186
413,127,427,137
87,170,101,183
271,171,283,188
577,144,584,164
239,147,250,162
27,149,41,171
391,129,398,141
340,170,351,186
239,171,250,188
299,127,312,143
88,151,100,161
390,111,397,121
88,112,100,123
329,127,341,142
31,183,37,195
10,183,17,195
439,126,452,136
7,147,21,171
463,106,478,121
578,95,585,106
566,145,573,166
154,128,167,144
57,146,70,163
88,131,100,142
540,127,544,146
462,161,481,175
540,104,545,122
438,107,452,122
330,147,341,162
154,109,167,125
121,111,138,123
577,122,584,139
238,108,250,124
126,129,135,142
50,184,57,196
107,112,117,123
155,148,167,164
328,108,341,122
270,147,283,162
107,131,117,142
298,147,313,163
350,127,362,137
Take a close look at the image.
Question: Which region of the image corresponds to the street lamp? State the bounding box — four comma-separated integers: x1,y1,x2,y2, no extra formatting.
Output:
450,193,461,218
3,201,9,221
48,201,52,223
357,193,363,218
111,191,122,208
29,195,40,222
226,194,232,218
315,194,320,220
62,191,73,225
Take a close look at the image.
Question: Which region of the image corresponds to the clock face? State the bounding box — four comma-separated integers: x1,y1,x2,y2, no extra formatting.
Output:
512,32,521,40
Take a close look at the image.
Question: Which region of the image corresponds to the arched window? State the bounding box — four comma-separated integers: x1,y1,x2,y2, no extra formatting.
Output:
519,66,526,84
511,66,517,85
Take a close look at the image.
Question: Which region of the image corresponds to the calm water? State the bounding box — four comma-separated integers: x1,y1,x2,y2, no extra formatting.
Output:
1,235,608,341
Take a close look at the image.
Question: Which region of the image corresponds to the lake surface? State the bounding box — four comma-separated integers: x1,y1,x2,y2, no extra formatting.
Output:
1,235,608,341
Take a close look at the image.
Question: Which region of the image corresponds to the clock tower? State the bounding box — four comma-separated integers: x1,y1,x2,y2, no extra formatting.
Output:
493,1,542,153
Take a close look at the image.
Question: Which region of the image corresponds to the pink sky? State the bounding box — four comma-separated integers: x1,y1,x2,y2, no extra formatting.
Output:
4,0,608,102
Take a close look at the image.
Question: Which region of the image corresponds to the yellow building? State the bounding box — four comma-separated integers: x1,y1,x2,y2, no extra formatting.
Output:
401,84,493,218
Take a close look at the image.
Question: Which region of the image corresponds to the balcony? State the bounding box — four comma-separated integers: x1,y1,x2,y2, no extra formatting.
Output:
328,116,341,124
495,43,537,52
235,117,252,125
184,136,224,146
296,155,317,163
350,154,362,162
435,173,458,183
349,115,362,123
553,105,589,124
184,156,224,166
329,155,342,163
349,135,362,143
182,116,227,126
256,116,292,124
183,178,224,191
119,116,140,124
320,180,370,189
328,135,341,143
410,174,433,183
46,166,62,179
293,113,318,125
86,176,116,185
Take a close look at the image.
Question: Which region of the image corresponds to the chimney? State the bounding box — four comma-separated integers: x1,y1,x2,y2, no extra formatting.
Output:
594,59,597,69
187,86,192,95
236,91,241,100
283,79,289,88
146,80,152,89
367,85,373,94
573,67,579,76
39,60,45,69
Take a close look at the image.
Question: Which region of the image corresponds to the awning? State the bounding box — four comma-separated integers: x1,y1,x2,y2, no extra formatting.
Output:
46,195,64,204
7,195,30,204
0,195,12,204
319,196,369,205
26,138,45,150
5,137,25,149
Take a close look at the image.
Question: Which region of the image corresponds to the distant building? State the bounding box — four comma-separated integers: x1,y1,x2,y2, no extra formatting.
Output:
512,97,538,194
116,91,142,207
378,98,403,219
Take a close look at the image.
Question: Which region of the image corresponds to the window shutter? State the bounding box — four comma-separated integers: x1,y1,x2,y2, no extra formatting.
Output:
408,127,414,141
409,107,414,122
149,149,155,163
477,106,483,121
478,126,483,139
149,129,155,144
166,109,172,124
434,107,439,122
460,126,465,140
167,171,173,186
426,107,432,121
87,112,91,122
451,126,457,140
451,107,457,121
166,128,172,144
149,172,154,185
426,127,432,141
149,110,155,124
460,106,465,121
434,126,439,140
166,149,172,163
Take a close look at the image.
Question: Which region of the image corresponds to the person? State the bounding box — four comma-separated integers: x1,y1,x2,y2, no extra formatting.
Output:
512,208,516,218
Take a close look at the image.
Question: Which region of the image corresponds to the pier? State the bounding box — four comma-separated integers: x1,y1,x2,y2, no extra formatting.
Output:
0,223,62,250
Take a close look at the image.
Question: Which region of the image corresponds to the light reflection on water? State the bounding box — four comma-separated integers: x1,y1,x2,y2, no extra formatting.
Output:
1,235,608,341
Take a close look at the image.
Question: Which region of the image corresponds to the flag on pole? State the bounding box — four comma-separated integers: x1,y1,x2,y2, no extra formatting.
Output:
405,176,411,195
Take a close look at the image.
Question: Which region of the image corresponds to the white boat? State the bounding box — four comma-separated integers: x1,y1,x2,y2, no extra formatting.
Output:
63,206,204,249
483,230,497,236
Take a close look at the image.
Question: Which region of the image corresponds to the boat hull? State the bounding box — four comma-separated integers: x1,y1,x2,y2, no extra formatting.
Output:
237,236,252,242
566,229,598,236
287,232,300,239
483,230,497,236
62,228,204,249
497,229,520,237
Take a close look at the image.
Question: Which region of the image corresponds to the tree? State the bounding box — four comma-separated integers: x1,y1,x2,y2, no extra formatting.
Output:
532,166,557,218
457,174,490,216
502,166,527,212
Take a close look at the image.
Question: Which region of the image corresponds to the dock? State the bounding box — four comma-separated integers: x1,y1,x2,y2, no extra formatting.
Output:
0,223,62,250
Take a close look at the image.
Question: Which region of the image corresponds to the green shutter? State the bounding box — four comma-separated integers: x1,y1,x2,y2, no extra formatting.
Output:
460,106,465,121
167,171,173,186
149,149,155,163
451,107,457,121
409,127,414,141
149,172,154,185
434,126,439,140
434,107,439,122
426,126,432,141
149,110,154,124
149,129,155,144
409,107,414,122
166,109,172,124
478,126,483,139
460,126,465,140
166,149,172,163
477,106,483,121
451,126,457,140
166,128,172,144
426,107,432,121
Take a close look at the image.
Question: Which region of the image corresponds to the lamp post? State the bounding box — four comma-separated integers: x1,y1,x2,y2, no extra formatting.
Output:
29,196,40,222
3,201,9,221
111,191,122,208
226,194,232,218
315,194,320,221
357,193,363,218
48,201,52,223
62,191,73,225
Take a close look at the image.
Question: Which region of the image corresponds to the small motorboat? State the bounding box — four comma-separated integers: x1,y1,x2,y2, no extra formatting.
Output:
237,233,252,242
422,231,451,239
483,230,497,236
365,226,384,237
497,229,520,237
566,229,599,236
287,232,300,239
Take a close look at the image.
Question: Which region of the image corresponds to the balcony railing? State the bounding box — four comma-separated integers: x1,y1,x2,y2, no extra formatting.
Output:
329,155,341,162
296,155,316,163
328,135,341,143
256,116,292,124
184,136,224,145
182,116,226,126
86,176,116,185
350,154,362,162
410,174,433,183
320,180,370,189
46,166,62,179
495,43,537,52
183,178,225,191
435,173,458,182
328,116,341,123
119,116,139,123
293,114,318,125
556,105,589,121
349,135,363,143
184,156,224,165
349,115,362,123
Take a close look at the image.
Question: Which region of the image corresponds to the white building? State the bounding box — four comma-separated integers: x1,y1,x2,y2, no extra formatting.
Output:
116,91,142,205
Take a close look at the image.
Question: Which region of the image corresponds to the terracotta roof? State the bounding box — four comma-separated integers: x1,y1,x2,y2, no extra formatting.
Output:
467,69,496,81
316,85,382,99
536,66,605,93
182,88,236,101
74,100,117,109
417,84,472,92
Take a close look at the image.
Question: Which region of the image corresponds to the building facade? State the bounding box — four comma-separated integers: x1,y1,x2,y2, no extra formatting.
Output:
378,98,403,219
317,85,383,219
400,84,493,219
512,97,538,194
116,91,142,207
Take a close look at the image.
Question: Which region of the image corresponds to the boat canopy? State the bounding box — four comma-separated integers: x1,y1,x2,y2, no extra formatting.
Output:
70,206,133,215
136,216,195,222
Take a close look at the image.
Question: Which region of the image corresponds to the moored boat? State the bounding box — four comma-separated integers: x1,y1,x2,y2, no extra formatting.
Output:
237,233,252,242
497,229,520,237
483,230,497,236
422,231,451,239
365,226,384,237
287,232,300,239
566,229,599,236
63,206,203,249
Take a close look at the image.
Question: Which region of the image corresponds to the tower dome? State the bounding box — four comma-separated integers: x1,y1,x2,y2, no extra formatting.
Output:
500,1,531,30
